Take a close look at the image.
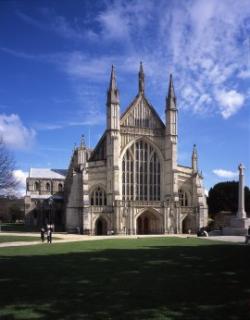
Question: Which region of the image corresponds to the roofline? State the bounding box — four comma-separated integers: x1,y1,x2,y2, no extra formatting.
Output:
88,131,107,162
120,93,165,128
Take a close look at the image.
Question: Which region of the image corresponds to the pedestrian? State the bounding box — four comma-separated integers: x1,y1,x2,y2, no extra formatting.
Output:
47,228,52,244
50,228,53,243
40,227,45,242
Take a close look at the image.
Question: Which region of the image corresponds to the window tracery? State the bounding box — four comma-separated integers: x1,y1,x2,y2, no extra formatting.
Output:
178,189,189,206
122,140,161,201
90,187,107,206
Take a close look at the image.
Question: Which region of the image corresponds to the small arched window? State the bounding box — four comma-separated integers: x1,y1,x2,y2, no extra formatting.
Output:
34,181,40,191
178,189,189,207
58,183,63,192
90,187,107,206
46,182,51,192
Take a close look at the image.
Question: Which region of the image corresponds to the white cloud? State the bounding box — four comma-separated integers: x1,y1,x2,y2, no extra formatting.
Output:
16,10,86,41
215,90,245,119
8,1,250,120
158,0,250,117
97,7,130,41
13,170,28,196
213,169,238,178
63,52,111,80
0,114,36,149
238,69,250,79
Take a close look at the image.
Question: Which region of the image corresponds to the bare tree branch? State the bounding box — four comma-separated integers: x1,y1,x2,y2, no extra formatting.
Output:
0,138,18,194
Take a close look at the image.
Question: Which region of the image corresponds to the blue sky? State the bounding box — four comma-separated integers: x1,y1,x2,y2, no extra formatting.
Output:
0,0,249,195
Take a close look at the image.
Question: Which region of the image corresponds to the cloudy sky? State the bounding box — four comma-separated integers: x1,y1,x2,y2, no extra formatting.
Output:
0,0,249,195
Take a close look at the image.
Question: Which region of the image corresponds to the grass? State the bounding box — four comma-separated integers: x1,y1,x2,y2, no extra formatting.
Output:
0,235,40,243
0,235,62,243
0,237,249,320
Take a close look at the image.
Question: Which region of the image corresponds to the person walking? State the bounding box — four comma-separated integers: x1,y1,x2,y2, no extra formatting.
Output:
47,228,52,244
40,227,45,243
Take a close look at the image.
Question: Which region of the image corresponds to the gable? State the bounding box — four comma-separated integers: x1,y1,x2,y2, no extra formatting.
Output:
88,132,106,161
120,95,165,129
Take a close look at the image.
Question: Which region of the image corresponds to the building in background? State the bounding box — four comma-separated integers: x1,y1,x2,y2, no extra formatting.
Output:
25,64,208,234
24,168,66,230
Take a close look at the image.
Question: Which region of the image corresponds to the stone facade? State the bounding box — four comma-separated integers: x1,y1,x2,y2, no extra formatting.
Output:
63,64,208,234
25,64,208,234
25,169,66,230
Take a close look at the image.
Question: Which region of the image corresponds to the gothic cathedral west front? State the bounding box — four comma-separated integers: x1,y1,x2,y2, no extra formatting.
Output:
62,63,208,235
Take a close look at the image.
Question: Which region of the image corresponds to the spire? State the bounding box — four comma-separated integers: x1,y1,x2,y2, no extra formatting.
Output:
192,144,198,172
166,74,177,110
138,61,145,94
109,65,116,90
107,65,119,105
80,134,85,149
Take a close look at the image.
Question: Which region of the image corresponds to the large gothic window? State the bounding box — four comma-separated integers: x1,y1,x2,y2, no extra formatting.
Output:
90,187,107,206
122,140,161,201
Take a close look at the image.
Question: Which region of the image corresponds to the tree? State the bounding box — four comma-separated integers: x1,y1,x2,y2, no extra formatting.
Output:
0,138,18,194
207,181,250,218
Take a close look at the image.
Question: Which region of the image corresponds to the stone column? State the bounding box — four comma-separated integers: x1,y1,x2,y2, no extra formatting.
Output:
237,164,246,219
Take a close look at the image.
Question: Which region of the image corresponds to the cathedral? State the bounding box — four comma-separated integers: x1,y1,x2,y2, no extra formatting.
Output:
25,63,208,235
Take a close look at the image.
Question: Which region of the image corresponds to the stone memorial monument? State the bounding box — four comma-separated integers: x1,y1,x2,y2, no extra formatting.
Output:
224,164,250,235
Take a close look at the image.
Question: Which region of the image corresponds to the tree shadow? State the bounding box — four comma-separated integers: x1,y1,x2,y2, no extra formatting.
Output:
0,241,249,320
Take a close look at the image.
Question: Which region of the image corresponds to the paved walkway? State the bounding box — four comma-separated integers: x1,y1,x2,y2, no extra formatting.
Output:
0,232,246,248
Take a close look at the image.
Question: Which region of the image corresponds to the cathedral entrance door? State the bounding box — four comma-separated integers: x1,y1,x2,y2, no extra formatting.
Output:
182,215,193,234
95,217,107,235
144,217,149,234
136,211,161,234
137,216,143,234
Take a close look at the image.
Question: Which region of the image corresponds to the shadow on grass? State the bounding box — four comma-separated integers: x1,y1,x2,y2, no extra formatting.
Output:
0,240,249,320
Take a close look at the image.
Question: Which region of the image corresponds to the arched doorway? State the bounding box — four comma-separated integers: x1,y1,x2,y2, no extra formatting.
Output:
182,215,193,233
136,211,162,234
95,217,108,235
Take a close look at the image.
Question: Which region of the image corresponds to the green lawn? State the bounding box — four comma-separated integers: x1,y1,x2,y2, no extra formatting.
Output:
0,235,40,243
0,237,249,320
0,223,29,232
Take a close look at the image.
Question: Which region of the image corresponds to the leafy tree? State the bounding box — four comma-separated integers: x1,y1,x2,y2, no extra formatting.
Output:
9,203,24,222
0,138,18,194
208,181,250,218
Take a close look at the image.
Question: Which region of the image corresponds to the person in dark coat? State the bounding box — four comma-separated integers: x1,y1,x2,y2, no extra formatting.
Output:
40,228,45,242
47,228,52,244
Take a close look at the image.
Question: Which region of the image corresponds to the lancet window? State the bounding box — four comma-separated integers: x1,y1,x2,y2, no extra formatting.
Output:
58,183,63,192
34,181,40,191
46,182,51,192
122,140,161,201
90,187,107,206
178,189,189,206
